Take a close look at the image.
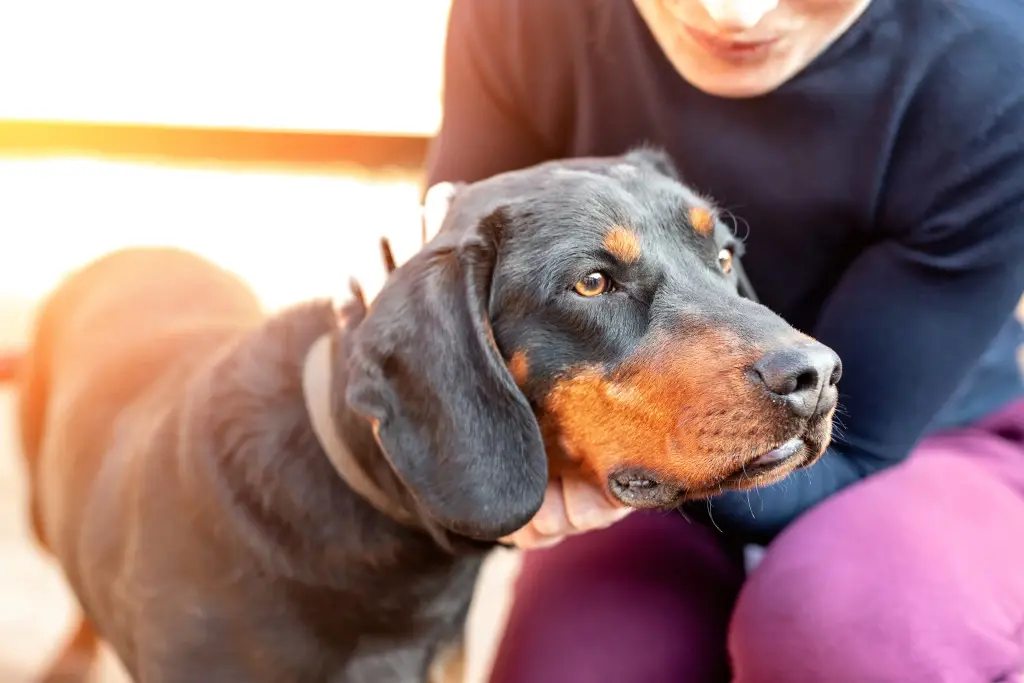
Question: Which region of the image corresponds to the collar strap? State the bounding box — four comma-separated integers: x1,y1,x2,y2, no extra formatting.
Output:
301,333,419,528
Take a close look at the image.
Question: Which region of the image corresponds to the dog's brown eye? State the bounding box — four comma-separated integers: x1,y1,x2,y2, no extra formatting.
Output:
717,248,734,274
574,272,612,297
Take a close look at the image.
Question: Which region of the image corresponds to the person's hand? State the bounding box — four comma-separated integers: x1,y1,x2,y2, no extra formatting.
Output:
420,181,460,244
364,182,462,303
500,475,633,549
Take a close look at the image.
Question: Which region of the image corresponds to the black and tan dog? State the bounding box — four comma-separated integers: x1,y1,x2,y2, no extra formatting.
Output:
17,149,840,683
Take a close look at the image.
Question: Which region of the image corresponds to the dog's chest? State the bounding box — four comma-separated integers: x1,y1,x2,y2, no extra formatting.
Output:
329,553,484,682
340,641,434,683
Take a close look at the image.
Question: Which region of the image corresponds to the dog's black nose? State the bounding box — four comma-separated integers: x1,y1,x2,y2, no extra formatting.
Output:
753,343,842,419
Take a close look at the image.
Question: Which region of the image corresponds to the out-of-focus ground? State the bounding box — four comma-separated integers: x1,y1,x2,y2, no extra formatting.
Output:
0,155,521,682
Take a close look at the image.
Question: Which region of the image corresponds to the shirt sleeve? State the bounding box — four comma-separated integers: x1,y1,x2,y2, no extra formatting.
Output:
686,30,1024,545
423,0,562,193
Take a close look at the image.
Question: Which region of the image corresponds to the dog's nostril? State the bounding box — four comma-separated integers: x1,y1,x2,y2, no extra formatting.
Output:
829,358,843,387
753,343,841,419
754,350,817,398
791,369,819,395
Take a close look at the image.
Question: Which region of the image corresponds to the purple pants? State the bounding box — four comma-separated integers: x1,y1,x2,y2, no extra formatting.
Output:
489,399,1024,683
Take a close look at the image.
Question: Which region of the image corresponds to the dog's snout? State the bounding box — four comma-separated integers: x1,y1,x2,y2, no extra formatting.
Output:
752,343,842,419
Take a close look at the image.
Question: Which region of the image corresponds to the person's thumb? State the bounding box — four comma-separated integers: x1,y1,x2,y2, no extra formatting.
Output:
421,182,459,244
562,475,632,531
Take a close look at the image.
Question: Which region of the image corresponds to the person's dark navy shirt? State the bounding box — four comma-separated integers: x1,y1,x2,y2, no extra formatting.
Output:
425,0,1024,544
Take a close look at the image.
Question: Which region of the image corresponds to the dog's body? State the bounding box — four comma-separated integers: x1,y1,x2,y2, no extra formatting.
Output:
21,249,481,682
19,149,841,682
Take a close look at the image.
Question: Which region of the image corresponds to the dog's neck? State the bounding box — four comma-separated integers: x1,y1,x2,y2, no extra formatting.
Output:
309,296,503,554
191,299,481,587
175,298,491,664
301,331,421,528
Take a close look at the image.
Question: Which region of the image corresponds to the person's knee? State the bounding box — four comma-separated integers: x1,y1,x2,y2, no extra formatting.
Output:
729,547,920,683
728,456,1024,683
730,552,1024,683
489,512,742,683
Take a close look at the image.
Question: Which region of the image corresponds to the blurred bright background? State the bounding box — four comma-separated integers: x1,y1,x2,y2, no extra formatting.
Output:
0,1,452,316
0,3,530,682
0,2,448,134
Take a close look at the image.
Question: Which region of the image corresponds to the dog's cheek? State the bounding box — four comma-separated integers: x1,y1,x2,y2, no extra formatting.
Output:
535,331,797,491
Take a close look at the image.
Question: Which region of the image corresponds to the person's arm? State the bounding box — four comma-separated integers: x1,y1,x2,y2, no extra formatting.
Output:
686,48,1024,545
424,0,563,192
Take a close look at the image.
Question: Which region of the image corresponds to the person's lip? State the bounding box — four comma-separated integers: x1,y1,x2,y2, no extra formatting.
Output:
683,25,781,62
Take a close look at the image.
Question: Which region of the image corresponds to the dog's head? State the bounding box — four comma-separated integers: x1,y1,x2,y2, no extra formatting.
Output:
346,148,841,540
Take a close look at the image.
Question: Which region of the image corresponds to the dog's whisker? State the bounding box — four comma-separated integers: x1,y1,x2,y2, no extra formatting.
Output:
720,206,752,243
705,499,723,533
673,507,694,524
830,424,849,445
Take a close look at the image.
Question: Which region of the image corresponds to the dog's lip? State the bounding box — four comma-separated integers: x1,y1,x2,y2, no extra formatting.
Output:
710,437,807,490
749,437,804,469
608,433,821,507
610,437,809,507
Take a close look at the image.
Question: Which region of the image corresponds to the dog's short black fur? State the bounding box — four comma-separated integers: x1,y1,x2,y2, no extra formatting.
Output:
19,148,840,682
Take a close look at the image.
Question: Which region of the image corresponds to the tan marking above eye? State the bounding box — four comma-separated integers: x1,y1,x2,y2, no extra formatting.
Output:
717,247,734,274
689,207,716,236
603,226,642,263
574,272,611,297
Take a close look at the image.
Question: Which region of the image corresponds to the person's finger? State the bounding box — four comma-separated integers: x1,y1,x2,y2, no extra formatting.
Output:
421,182,458,243
498,522,563,549
497,480,566,547
529,533,565,549
562,475,632,531
506,524,564,550
531,479,569,537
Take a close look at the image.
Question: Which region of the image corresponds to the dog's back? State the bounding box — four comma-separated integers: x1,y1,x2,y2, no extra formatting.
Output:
18,246,264,551
17,247,267,680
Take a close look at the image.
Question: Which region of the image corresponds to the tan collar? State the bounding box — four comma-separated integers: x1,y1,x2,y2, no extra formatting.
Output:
301,333,419,527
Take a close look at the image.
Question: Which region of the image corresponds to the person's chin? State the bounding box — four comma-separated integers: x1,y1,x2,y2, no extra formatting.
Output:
667,51,796,98
663,31,813,97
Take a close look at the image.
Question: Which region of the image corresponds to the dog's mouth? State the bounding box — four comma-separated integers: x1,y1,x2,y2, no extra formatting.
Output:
608,433,822,510
719,437,808,486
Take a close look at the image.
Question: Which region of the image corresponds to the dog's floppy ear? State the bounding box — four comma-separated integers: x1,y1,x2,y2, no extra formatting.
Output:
345,208,547,540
